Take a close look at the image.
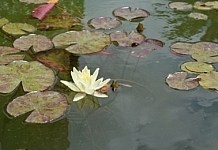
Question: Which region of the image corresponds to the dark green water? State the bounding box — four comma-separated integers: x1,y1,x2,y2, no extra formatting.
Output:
0,0,218,150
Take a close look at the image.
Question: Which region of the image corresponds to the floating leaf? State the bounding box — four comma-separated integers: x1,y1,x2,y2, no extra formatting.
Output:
194,1,214,10
130,38,164,58
88,17,121,30
110,31,145,47
13,34,53,52
197,71,218,90
19,0,48,4
0,46,25,65
0,60,55,93
191,42,218,63
181,62,214,74
37,14,81,30
7,91,68,123
169,2,193,11
112,7,150,21
2,23,36,35
188,12,208,20
205,1,218,9
166,72,199,90
52,30,110,54
170,42,193,55
0,18,9,27
32,3,55,20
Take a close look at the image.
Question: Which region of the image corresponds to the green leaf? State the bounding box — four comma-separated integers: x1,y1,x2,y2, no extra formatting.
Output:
13,34,53,52
88,17,121,30
6,91,68,123
169,2,193,11
0,60,56,93
181,62,214,74
166,72,199,90
197,71,218,90
0,46,25,65
194,1,218,10
52,30,110,54
188,12,208,20
19,0,48,4
0,18,9,27
170,42,193,55
2,23,36,35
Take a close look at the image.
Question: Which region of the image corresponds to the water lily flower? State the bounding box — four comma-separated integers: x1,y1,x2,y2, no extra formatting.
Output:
60,66,110,101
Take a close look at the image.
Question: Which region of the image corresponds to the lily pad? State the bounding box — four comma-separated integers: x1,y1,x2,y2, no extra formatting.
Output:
205,1,218,9
110,31,145,47
130,38,164,58
88,17,121,30
112,7,150,21
0,18,9,27
13,34,53,52
19,0,48,4
169,2,193,11
6,91,68,123
181,62,214,74
52,30,110,54
0,46,25,65
166,72,199,90
197,71,218,90
170,42,193,55
191,42,218,63
2,23,36,35
188,12,208,20
0,60,56,93
38,15,81,30
194,1,217,10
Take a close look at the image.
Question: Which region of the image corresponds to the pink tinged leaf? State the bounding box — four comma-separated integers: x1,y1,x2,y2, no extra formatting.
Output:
32,3,55,20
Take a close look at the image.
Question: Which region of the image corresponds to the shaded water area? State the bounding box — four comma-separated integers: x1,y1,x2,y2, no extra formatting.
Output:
0,0,218,150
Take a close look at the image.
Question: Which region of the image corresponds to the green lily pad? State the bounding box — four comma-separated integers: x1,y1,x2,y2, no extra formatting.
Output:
0,46,25,65
110,31,145,47
191,42,218,63
188,12,208,20
197,71,218,90
169,2,193,11
13,34,53,52
170,42,193,55
205,1,218,9
6,91,68,123
2,23,36,35
88,17,121,30
181,62,214,74
112,7,150,21
166,72,199,90
52,30,110,54
194,1,218,10
37,15,81,30
0,18,9,27
19,0,48,4
0,60,56,93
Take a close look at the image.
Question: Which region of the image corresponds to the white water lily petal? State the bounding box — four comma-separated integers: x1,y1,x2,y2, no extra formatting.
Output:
60,80,80,92
95,78,111,90
93,91,108,97
73,93,86,101
91,68,99,82
83,66,90,76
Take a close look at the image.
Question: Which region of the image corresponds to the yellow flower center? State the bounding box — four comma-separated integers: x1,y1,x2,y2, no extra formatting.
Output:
81,73,91,82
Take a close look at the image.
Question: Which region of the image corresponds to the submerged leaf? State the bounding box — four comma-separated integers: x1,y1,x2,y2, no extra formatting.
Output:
32,3,55,20
2,23,36,35
112,7,150,21
7,91,68,123
0,46,25,65
181,62,214,74
197,71,218,90
0,61,56,93
0,18,9,27
110,31,145,47
88,17,121,30
169,2,193,11
166,72,199,90
52,30,110,54
13,34,53,52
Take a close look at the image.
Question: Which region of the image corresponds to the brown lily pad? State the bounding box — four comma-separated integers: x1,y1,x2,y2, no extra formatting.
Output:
170,42,193,55
7,91,68,123
88,17,121,30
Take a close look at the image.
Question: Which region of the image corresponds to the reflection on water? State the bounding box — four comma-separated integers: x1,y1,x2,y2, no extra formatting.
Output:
0,0,218,149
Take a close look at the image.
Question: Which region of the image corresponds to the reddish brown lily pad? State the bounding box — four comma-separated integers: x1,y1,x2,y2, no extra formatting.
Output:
88,17,121,30
13,34,53,52
52,30,110,54
166,72,199,90
112,7,150,21
0,46,25,65
110,31,145,47
6,91,68,123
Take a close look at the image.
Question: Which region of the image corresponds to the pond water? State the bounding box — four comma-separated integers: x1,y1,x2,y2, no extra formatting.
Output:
0,0,218,150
